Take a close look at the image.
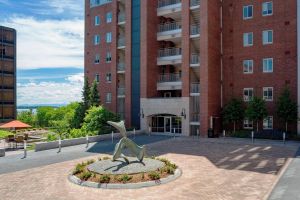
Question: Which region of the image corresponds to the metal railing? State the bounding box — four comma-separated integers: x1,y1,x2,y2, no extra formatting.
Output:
117,63,125,71
191,113,200,122
118,37,125,47
190,0,200,7
118,13,126,23
158,47,182,57
158,22,181,32
117,87,126,96
190,24,200,35
190,83,200,93
158,0,181,8
190,54,200,64
158,73,181,82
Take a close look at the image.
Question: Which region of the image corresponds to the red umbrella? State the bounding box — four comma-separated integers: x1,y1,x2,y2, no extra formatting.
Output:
0,120,32,130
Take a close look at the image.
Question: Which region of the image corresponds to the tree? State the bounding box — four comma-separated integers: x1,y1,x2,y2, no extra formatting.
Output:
83,106,120,134
90,80,100,107
36,107,56,127
82,77,91,109
222,98,244,132
276,87,298,132
245,97,268,131
70,102,86,129
17,110,36,126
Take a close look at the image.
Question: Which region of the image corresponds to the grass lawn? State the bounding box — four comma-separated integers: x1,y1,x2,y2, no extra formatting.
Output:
0,130,13,139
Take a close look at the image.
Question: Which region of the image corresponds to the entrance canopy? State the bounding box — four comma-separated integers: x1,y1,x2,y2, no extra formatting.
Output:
0,120,32,130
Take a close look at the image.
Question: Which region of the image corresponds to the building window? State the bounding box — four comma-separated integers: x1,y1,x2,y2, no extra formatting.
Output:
94,35,100,45
244,119,253,129
262,2,273,16
95,16,100,26
106,93,112,103
263,58,273,73
263,116,273,130
95,74,100,83
106,12,112,23
244,88,254,102
106,73,112,82
263,87,273,101
106,32,112,43
106,52,112,63
263,30,273,45
243,5,253,19
243,32,253,47
243,60,253,74
94,54,100,64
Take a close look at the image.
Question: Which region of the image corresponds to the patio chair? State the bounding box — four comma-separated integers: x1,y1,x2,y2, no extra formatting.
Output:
15,136,24,149
24,133,29,141
5,135,15,149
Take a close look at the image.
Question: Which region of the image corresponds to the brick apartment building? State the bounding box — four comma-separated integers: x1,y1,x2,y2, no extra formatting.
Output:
0,26,16,123
85,0,300,136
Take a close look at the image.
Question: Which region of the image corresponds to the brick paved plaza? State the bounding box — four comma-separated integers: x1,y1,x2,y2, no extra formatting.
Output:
0,136,298,200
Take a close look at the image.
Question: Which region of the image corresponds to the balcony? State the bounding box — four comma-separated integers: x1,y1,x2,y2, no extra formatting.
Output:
117,87,125,98
117,63,125,73
118,13,126,25
117,37,125,49
190,83,200,95
157,22,182,41
157,73,182,91
190,0,200,9
190,24,200,38
190,54,200,67
157,47,182,65
157,0,182,17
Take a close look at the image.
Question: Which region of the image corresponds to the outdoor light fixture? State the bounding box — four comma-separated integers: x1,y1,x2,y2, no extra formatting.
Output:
181,108,186,119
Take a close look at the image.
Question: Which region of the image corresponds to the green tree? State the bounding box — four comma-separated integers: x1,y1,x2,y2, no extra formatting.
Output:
90,80,100,107
36,107,56,127
222,98,244,132
82,78,91,109
17,110,36,126
70,102,86,129
276,87,298,132
245,97,268,131
83,106,119,134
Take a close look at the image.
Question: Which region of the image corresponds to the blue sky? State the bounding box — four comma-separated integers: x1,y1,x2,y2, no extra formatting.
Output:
0,0,84,105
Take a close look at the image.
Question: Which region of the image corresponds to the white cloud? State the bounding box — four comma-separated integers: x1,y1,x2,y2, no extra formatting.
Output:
2,16,84,69
17,73,84,105
41,0,84,16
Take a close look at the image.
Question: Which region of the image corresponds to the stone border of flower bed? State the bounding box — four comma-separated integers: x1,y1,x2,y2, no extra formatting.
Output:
68,168,182,189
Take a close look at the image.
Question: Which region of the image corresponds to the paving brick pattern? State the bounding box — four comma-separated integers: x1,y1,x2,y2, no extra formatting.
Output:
0,138,298,200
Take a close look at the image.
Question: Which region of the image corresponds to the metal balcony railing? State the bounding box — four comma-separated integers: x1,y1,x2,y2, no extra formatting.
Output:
118,37,125,47
118,13,126,23
158,47,182,57
190,54,200,64
117,63,125,71
190,24,200,35
190,0,200,7
158,73,181,82
158,22,181,32
191,113,200,122
158,0,181,8
118,87,125,96
191,83,200,93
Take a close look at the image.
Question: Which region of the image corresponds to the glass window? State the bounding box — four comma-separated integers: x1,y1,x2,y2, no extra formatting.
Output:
262,2,273,16
95,16,100,26
263,116,273,129
94,54,100,64
106,93,112,103
243,5,253,19
244,119,253,129
263,30,273,45
94,35,100,45
106,73,112,82
243,32,253,47
106,32,112,43
263,87,273,101
106,52,112,63
243,60,253,74
95,74,100,83
263,58,273,73
106,12,112,23
244,88,253,102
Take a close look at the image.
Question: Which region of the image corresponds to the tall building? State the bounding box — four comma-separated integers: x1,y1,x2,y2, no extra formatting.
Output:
0,26,16,123
85,0,300,136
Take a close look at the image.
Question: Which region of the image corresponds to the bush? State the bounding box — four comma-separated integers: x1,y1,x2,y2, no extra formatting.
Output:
73,163,85,175
118,174,132,183
69,128,87,139
47,133,58,141
79,171,92,181
0,130,13,139
86,159,95,165
148,171,160,180
162,166,175,174
99,174,111,183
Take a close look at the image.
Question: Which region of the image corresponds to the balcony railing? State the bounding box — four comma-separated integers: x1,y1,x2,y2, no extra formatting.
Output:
158,73,181,82
158,22,181,33
118,13,126,23
191,83,200,93
118,37,125,47
190,54,200,64
1,55,14,60
190,0,200,7
190,24,200,35
158,48,182,57
158,0,181,8
191,113,200,122
118,87,125,96
117,63,125,71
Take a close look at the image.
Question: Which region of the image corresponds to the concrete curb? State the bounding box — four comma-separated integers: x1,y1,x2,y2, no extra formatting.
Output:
0,148,5,157
68,168,182,189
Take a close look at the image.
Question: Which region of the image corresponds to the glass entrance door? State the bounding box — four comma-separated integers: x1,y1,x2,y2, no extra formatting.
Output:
164,117,172,133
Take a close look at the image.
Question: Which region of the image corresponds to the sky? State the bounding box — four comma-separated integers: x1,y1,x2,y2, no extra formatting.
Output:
0,0,85,106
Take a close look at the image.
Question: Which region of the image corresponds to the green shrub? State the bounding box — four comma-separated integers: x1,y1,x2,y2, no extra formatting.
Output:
80,171,92,181
73,163,85,175
99,174,111,183
148,171,160,180
157,158,177,169
162,166,175,174
47,133,58,141
118,174,132,183
86,159,95,165
0,130,13,139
